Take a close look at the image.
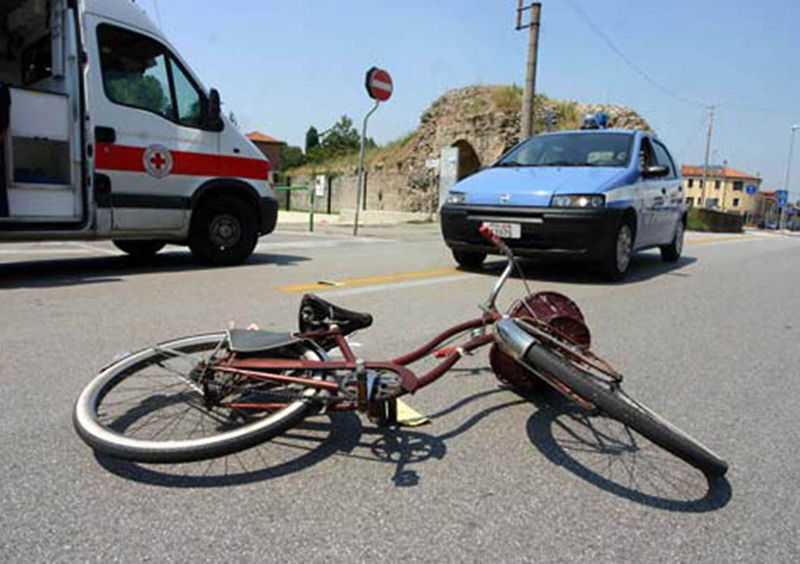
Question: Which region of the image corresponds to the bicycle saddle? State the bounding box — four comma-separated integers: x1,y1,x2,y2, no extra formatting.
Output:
298,294,373,337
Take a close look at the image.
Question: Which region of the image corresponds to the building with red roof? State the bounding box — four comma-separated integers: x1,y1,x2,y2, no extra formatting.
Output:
681,165,762,214
247,131,285,172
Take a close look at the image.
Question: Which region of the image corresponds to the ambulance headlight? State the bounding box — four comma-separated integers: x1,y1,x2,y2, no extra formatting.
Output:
550,194,606,208
446,191,466,204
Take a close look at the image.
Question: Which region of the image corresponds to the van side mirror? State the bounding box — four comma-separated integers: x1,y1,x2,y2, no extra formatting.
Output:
205,88,224,131
643,165,669,179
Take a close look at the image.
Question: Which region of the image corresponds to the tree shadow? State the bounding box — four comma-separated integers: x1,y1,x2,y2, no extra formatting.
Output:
0,249,309,290
467,252,697,286
523,391,732,512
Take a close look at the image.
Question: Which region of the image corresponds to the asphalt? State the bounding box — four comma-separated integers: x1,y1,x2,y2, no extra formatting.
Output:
1,225,798,563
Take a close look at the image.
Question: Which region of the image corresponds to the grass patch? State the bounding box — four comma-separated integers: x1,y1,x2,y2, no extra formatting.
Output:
491,85,522,112
686,208,709,231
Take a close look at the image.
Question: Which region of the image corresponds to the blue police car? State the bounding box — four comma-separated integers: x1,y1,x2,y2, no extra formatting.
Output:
440,118,686,280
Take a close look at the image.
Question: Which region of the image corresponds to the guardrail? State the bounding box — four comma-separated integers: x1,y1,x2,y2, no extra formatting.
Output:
274,185,315,232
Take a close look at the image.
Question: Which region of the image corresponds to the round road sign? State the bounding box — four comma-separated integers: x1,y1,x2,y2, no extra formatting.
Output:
365,67,393,102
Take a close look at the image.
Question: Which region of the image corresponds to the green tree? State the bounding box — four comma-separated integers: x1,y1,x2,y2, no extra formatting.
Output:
320,115,360,157
278,145,306,171
305,126,320,153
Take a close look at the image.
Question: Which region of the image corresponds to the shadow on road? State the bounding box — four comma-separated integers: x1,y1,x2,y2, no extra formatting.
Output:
94,385,730,512
523,392,732,512
474,253,697,286
96,412,364,487
0,250,309,290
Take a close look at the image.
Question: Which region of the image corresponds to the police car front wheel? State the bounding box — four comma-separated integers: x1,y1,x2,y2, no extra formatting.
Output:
189,195,259,266
600,222,633,281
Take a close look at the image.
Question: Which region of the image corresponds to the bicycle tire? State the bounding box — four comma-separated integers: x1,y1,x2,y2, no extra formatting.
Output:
522,344,728,477
74,332,326,463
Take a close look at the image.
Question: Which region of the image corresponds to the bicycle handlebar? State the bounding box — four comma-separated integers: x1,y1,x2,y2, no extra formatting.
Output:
478,225,513,258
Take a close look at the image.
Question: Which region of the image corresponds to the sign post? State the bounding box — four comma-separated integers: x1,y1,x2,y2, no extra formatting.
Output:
354,67,393,235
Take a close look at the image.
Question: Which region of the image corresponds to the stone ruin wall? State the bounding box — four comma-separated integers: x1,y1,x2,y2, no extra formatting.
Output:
288,86,652,216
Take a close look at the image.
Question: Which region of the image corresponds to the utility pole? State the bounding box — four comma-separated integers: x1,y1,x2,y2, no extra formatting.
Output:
517,1,541,141
780,124,799,230
700,105,715,208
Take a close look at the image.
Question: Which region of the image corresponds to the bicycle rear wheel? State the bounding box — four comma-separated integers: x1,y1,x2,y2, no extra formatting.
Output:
74,332,326,463
522,344,728,477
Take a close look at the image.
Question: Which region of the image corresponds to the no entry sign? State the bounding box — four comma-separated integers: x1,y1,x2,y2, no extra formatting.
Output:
365,67,393,102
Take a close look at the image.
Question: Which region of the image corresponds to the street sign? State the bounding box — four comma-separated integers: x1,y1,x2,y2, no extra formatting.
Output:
746,185,758,195
777,189,789,207
314,175,326,197
365,67,393,102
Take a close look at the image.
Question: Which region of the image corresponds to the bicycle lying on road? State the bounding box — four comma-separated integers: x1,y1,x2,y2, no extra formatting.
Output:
74,227,728,477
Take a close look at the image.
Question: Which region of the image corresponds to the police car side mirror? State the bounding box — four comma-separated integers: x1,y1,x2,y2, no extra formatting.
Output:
205,88,224,132
643,165,669,179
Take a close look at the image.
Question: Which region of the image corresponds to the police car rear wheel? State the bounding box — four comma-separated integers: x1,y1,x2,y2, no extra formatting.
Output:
189,196,258,266
452,250,486,269
660,220,684,262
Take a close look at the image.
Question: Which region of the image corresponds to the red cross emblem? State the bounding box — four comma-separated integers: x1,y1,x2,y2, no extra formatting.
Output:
143,145,173,178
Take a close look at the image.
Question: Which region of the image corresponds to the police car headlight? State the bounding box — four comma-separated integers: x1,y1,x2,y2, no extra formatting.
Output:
446,191,466,204
550,194,605,208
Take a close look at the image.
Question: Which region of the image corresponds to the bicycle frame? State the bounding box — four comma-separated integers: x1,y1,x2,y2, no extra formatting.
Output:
208,250,521,412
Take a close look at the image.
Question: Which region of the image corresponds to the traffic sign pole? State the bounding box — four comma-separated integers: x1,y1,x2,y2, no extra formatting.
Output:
354,67,393,236
354,99,380,236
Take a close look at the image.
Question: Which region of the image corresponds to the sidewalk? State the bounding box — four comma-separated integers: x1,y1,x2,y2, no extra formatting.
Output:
277,209,434,227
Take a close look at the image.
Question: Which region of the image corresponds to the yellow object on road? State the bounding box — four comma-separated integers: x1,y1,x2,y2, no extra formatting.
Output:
395,400,431,427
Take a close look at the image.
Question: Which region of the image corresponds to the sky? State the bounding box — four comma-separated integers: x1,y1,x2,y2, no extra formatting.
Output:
140,0,800,197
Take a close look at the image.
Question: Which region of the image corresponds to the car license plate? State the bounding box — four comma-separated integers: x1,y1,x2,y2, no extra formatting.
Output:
482,221,521,239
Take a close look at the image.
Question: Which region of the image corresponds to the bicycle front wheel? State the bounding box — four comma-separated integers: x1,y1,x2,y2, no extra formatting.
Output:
74,333,326,463
523,344,728,477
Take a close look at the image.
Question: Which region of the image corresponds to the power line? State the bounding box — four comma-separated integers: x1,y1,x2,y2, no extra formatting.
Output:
565,0,704,109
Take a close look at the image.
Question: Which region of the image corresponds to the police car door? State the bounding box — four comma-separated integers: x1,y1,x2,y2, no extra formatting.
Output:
86,21,218,232
652,139,682,243
636,136,662,248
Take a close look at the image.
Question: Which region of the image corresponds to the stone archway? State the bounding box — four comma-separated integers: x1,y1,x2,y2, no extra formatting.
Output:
452,139,481,180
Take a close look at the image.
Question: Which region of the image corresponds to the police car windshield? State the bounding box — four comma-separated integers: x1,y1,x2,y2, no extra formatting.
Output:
496,132,634,168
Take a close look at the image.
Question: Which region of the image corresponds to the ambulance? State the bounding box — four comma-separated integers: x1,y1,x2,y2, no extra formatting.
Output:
0,0,278,265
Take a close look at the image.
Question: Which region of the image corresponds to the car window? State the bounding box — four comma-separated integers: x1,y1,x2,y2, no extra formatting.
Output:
170,58,204,127
98,24,207,129
639,137,657,170
98,25,174,120
497,133,633,167
652,140,677,178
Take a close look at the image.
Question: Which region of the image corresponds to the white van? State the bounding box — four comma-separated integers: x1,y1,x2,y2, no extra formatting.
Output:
0,0,278,264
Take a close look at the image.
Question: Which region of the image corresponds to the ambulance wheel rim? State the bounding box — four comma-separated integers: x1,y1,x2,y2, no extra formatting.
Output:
209,214,242,248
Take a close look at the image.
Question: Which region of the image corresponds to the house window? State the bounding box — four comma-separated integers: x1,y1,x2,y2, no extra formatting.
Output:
686,197,694,206
715,180,721,190
706,198,719,209
688,178,694,188
699,180,704,188
733,181,744,191
733,198,740,207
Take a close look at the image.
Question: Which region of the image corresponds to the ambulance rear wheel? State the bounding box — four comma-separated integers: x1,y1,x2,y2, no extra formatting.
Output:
113,240,166,258
189,195,258,266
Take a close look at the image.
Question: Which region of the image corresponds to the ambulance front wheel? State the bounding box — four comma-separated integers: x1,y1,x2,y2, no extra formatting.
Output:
189,195,259,266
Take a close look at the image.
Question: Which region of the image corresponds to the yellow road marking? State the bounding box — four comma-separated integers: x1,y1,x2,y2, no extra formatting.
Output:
277,267,462,293
685,234,760,245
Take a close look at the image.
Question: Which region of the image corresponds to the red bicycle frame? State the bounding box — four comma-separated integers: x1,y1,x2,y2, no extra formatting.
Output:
213,310,501,411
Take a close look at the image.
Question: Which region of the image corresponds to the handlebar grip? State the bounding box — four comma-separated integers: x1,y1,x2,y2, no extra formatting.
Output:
478,225,504,247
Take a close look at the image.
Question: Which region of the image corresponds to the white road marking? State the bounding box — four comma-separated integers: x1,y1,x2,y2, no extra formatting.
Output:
254,238,391,251
70,242,120,255
315,274,478,298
